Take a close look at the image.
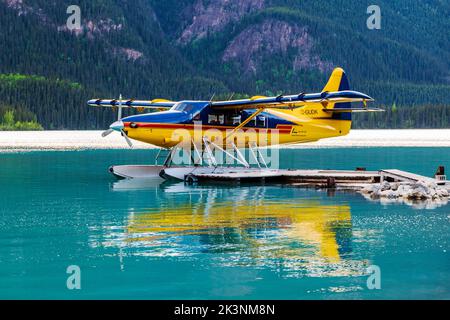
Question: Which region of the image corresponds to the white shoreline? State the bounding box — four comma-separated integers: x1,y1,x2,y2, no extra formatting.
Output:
0,129,449,151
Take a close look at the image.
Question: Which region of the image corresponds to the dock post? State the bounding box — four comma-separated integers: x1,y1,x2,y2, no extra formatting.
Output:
435,166,446,181
326,177,336,188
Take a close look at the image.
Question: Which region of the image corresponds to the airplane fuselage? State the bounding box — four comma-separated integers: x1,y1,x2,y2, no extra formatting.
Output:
121,101,352,148
90,68,379,149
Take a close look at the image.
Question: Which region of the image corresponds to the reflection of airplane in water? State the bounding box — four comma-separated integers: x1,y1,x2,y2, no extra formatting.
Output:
101,180,369,277
128,186,351,263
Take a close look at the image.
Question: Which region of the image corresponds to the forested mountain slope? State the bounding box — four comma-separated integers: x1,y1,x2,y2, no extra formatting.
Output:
0,0,448,129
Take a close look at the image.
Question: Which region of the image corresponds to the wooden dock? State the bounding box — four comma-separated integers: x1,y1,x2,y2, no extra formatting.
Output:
380,169,439,184
111,164,448,189
180,168,378,186
161,167,449,188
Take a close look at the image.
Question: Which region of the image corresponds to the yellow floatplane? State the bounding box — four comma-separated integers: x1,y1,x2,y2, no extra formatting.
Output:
88,68,382,179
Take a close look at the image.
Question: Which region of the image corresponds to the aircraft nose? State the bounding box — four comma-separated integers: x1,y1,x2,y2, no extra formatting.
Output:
110,120,124,132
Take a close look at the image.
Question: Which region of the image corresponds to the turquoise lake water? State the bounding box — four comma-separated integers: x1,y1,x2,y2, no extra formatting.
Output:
0,148,449,299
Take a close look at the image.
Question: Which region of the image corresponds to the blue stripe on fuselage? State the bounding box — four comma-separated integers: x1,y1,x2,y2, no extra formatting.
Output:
242,110,294,128
123,103,295,128
123,101,210,124
123,110,192,124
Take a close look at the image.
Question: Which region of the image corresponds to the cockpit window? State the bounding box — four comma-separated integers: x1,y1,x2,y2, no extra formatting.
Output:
171,102,209,122
172,102,196,113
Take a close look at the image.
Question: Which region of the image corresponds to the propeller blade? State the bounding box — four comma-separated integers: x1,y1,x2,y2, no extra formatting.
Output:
121,130,133,148
102,129,114,137
118,94,123,120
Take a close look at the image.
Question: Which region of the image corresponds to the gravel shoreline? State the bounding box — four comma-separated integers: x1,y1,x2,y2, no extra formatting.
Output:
0,129,449,151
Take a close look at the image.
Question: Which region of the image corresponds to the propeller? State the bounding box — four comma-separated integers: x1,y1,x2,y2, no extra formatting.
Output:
101,94,133,147
122,130,133,147
102,129,114,137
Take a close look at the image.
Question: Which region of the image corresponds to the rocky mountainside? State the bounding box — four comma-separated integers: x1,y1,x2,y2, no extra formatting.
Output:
160,0,449,92
0,0,449,129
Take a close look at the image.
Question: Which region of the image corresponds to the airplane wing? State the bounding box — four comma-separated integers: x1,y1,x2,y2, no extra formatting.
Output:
87,98,176,110
211,90,375,110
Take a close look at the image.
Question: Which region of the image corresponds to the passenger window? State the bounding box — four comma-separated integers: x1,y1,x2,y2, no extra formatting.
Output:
208,114,225,125
208,114,218,124
257,116,266,127
232,115,241,125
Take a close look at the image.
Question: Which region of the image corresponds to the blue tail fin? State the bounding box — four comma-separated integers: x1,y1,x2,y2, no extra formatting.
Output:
322,68,352,121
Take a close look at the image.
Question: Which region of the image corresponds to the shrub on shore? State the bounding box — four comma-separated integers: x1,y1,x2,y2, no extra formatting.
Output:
0,110,43,131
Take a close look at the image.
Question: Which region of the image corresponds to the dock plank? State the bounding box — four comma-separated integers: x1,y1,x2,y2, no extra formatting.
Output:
380,169,435,183
191,168,380,183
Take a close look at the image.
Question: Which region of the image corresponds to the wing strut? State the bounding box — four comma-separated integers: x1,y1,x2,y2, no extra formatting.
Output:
225,108,265,140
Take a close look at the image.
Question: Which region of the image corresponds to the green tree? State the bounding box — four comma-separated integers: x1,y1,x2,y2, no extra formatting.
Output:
3,110,14,126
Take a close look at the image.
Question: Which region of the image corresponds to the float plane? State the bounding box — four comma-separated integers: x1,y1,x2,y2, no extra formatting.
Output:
88,67,383,179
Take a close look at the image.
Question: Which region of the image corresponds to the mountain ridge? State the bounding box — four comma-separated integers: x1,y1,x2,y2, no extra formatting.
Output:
0,0,449,129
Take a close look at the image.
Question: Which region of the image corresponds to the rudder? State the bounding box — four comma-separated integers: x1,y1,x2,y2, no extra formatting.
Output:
323,68,351,121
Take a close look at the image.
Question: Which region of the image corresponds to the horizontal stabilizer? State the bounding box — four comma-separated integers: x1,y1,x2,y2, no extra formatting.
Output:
322,107,384,113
